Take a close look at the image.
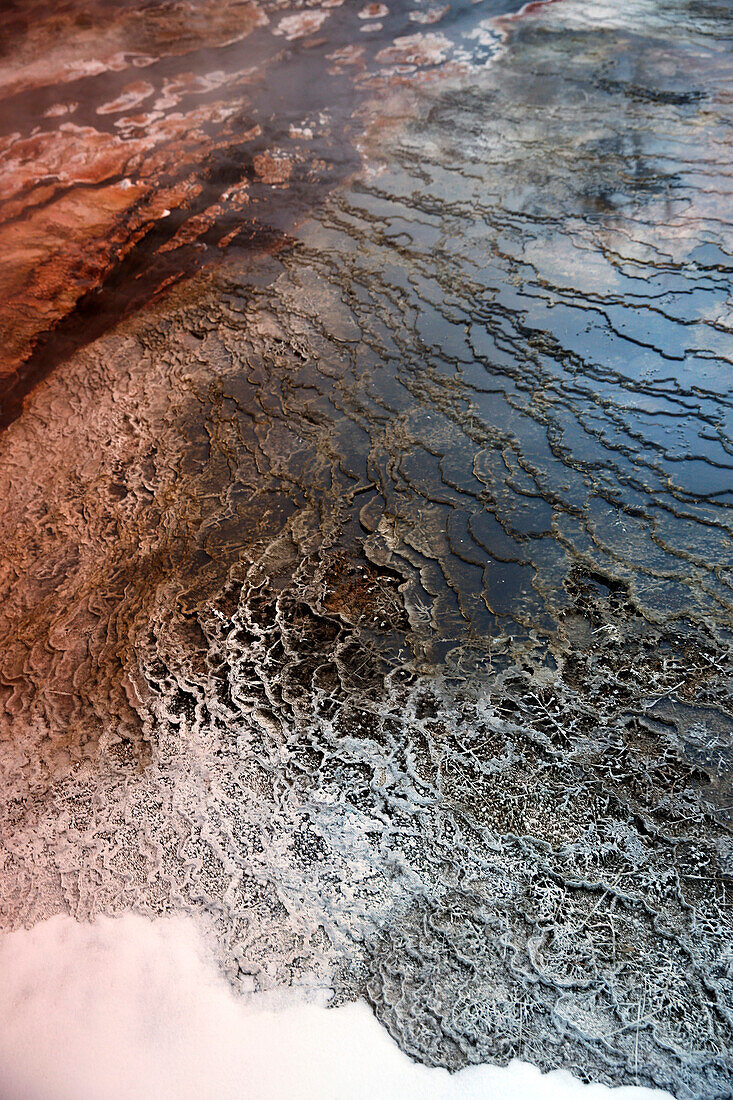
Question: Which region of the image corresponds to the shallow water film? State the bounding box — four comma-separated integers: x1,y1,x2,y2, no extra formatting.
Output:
1,1,732,1097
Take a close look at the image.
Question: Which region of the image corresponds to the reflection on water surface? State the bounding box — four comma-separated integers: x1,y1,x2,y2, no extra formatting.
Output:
0,2,732,1097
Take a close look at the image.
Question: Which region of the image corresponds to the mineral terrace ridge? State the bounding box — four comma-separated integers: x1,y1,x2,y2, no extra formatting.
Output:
0,2,732,1099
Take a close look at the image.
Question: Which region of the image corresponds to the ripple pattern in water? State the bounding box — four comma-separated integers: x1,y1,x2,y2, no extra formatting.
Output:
1,2,732,1099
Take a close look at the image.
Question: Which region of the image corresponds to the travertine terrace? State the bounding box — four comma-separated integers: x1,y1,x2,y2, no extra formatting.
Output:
1,2,732,1097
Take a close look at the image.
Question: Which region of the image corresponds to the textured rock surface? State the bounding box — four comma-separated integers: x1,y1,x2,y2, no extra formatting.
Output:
1,2,732,1098
0,0,512,424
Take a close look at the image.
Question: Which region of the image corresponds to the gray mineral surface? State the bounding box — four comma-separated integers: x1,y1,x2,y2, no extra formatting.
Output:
0,1,732,1098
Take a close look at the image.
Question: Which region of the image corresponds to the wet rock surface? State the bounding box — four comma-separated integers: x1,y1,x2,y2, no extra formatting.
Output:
1,2,732,1098
0,0,519,425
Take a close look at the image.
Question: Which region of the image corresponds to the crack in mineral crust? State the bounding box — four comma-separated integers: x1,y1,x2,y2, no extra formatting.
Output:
1,1,733,1099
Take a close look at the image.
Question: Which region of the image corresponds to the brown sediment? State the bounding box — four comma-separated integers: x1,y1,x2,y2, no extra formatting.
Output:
0,215,290,431
359,4,390,19
0,0,269,99
0,26,342,421
0,267,216,795
96,79,156,115
253,151,294,185
0,179,150,386
0,125,146,211
0,0,484,429
320,553,409,632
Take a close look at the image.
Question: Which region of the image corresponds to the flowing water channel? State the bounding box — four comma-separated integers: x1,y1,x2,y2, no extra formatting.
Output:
1,2,732,1097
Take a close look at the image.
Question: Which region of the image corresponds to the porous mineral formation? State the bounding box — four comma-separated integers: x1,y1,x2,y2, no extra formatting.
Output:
1,2,732,1098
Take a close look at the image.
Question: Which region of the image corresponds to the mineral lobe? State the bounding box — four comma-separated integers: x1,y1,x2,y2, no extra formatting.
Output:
0,2,732,1099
